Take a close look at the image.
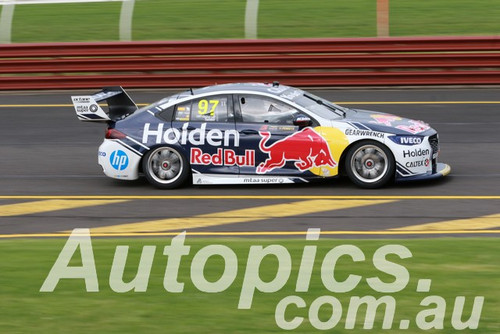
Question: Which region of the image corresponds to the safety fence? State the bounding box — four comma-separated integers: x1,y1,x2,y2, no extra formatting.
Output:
0,36,499,90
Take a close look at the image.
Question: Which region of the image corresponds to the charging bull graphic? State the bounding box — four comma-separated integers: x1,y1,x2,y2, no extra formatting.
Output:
256,128,337,174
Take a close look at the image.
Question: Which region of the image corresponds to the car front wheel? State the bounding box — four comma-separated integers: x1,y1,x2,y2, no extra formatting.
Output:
345,141,395,189
142,146,189,189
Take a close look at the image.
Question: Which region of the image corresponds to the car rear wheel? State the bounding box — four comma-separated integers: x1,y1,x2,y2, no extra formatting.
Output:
142,146,189,189
345,141,395,189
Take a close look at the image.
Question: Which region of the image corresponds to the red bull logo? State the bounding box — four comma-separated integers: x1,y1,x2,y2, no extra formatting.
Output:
191,148,255,167
256,128,336,174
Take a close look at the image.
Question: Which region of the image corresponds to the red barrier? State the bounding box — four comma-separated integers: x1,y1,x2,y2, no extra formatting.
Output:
1,36,499,89
2,54,500,74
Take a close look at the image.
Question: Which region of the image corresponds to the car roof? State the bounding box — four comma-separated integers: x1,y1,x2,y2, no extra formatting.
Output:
191,82,294,96
155,82,298,109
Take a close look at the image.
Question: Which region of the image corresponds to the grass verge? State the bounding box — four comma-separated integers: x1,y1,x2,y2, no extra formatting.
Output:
1,236,498,333
7,0,500,42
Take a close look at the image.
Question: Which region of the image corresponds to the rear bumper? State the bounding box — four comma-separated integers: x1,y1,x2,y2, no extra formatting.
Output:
396,163,451,183
98,139,141,180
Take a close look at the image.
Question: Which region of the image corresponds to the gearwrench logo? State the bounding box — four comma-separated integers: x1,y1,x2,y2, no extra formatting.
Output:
40,228,484,331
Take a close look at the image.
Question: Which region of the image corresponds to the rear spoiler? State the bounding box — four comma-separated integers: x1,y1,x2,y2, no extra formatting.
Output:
72,86,137,122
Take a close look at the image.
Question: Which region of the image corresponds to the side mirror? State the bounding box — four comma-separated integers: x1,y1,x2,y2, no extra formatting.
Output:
293,115,312,127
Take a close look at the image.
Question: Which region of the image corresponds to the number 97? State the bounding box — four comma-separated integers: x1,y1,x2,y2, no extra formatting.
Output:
198,99,219,116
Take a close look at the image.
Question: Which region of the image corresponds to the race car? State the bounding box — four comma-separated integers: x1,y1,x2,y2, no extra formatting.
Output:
72,82,450,189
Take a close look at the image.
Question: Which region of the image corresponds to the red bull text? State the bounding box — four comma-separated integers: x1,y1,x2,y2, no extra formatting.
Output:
191,148,255,167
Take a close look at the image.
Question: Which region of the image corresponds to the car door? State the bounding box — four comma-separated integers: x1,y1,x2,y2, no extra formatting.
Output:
234,93,326,176
171,94,239,175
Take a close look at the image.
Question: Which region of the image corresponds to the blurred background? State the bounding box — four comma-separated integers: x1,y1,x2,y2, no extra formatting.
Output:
1,0,499,43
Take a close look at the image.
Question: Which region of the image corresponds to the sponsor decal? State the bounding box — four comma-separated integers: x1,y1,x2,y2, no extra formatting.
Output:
397,120,431,134
243,177,286,184
260,124,297,132
142,123,240,147
190,148,255,167
370,114,402,126
89,104,99,113
403,148,430,158
370,116,431,134
73,99,93,114
72,96,104,116
109,150,129,171
345,128,384,138
72,97,90,104
320,167,332,176
389,135,423,146
175,106,190,121
98,151,106,157
405,159,430,168
257,128,336,174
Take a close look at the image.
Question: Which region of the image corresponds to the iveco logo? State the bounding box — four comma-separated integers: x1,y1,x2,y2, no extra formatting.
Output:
390,135,423,146
400,136,422,145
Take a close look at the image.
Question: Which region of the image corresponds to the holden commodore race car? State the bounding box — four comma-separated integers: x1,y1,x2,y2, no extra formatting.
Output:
72,82,450,189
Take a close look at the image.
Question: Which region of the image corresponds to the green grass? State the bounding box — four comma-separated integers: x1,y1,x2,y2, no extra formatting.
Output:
256,0,376,38
1,237,499,333
390,0,500,36
6,0,500,43
11,2,122,43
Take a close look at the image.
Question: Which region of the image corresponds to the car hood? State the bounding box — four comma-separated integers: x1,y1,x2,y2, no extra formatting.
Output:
343,109,436,136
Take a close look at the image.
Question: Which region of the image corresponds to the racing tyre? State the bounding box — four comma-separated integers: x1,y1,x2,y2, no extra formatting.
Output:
142,146,189,189
345,141,395,189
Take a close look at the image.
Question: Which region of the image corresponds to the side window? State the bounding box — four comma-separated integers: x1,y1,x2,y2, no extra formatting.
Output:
239,95,299,124
174,102,191,121
174,95,230,122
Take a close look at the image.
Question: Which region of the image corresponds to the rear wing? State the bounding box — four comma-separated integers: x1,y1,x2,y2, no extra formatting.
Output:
72,86,137,122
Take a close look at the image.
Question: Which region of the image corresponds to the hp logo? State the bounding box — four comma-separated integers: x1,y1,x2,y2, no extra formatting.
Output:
110,150,129,171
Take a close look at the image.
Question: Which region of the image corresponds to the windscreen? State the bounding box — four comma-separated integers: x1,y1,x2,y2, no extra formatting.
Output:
291,92,345,119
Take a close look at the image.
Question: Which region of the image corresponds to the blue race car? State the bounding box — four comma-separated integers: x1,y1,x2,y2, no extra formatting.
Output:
73,82,450,189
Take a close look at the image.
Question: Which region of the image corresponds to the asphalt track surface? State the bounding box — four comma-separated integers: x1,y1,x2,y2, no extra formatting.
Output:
0,87,499,238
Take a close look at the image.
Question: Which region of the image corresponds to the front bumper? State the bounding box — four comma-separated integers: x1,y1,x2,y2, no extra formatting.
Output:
396,162,451,182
